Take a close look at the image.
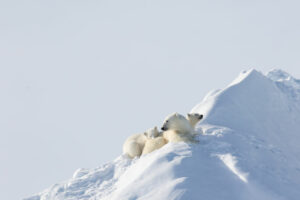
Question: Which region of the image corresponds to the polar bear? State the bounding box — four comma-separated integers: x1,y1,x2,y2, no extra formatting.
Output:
162,113,198,143
187,113,203,128
144,126,160,138
123,127,160,159
187,113,204,135
142,129,167,156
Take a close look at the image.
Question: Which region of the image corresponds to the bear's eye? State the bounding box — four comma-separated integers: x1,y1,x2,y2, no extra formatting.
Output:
166,120,169,123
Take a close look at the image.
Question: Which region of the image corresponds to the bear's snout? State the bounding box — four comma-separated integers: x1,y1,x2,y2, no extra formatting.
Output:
161,127,166,131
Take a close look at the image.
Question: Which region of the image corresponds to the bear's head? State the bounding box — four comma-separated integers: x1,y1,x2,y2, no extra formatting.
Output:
144,126,160,138
161,112,193,132
187,113,203,127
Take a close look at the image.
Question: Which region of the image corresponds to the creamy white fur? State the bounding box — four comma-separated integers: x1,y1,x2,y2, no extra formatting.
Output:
123,127,159,159
162,113,197,143
187,113,203,128
142,136,167,155
144,127,160,138
123,113,202,158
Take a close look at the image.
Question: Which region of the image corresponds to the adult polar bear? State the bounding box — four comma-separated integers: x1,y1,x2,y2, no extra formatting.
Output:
142,113,203,155
123,113,203,158
162,113,200,143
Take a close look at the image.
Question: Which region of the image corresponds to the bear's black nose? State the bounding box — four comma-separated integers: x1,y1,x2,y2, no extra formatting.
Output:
199,114,203,119
161,127,166,131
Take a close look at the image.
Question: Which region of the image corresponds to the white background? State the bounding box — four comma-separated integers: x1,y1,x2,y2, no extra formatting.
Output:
1,0,300,199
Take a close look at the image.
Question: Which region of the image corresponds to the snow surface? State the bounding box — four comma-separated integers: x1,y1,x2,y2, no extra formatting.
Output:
24,69,300,200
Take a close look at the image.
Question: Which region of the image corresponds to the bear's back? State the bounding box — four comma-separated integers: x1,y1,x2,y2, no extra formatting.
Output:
142,136,166,155
163,130,197,143
126,133,147,145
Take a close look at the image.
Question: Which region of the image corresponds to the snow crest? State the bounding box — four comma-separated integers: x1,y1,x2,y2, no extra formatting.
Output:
25,69,300,200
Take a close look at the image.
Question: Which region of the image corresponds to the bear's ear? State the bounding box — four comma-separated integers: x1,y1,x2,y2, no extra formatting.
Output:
175,113,179,116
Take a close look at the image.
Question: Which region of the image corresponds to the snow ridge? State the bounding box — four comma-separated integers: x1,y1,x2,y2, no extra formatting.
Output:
267,69,300,105
25,69,300,200
217,153,249,183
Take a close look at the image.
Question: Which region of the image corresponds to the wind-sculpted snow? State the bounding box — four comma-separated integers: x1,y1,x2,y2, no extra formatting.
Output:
25,69,300,200
267,69,300,107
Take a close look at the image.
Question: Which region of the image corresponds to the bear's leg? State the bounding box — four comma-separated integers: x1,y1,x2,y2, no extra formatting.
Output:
126,141,142,159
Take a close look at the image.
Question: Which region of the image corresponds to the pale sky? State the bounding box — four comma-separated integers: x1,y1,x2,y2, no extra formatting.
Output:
1,1,300,199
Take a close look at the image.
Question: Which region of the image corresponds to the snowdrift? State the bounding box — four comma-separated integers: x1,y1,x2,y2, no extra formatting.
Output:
25,69,300,200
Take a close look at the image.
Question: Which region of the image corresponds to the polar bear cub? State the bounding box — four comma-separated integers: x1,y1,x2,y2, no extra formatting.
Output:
123,127,160,159
144,126,160,138
187,113,203,128
142,128,167,156
162,113,197,143
187,113,204,135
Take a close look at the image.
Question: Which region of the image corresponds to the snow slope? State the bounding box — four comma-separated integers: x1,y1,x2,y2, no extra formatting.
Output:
24,69,300,200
